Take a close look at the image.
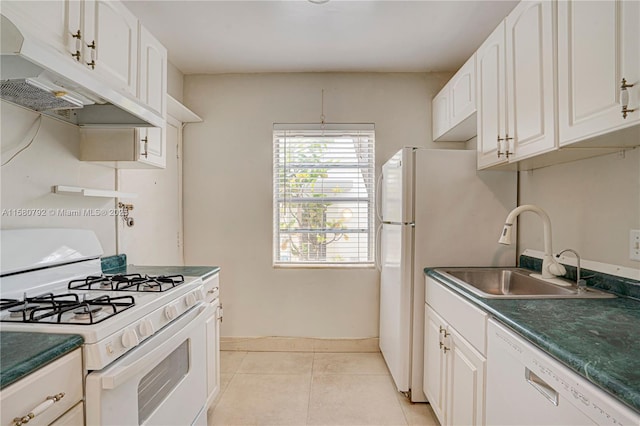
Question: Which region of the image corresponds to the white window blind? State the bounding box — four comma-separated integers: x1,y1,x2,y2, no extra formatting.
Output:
273,124,375,266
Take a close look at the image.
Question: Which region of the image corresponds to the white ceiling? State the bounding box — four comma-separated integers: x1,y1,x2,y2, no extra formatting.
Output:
123,0,518,75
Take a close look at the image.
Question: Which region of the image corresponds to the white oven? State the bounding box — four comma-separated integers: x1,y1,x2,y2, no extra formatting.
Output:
85,303,214,426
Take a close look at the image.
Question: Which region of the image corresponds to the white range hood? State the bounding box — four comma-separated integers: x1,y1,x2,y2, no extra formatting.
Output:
0,14,164,128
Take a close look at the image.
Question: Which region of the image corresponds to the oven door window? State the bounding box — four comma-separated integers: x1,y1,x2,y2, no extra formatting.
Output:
138,339,190,424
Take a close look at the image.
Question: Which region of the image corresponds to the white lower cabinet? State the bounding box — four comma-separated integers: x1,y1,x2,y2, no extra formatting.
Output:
50,403,85,426
424,277,487,426
203,273,222,408
446,327,485,426
0,349,84,426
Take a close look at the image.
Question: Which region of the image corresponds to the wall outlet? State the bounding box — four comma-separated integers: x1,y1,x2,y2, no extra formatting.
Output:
631,230,640,261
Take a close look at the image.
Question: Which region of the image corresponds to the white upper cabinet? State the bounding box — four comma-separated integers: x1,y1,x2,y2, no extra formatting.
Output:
433,54,477,142
138,25,167,117
505,0,556,161
80,127,166,169
476,21,508,169
450,56,476,129
0,1,69,54
477,1,555,170
138,127,166,168
2,0,139,96
558,0,640,145
432,90,450,141
81,0,138,95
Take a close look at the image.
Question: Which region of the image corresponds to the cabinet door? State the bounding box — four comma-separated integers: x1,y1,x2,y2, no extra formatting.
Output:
83,0,138,94
432,89,450,141
506,0,556,160
206,307,221,403
476,21,508,169
558,0,640,145
138,127,166,168
450,54,476,128
1,0,70,56
446,327,486,426
424,305,446,424
139,25,167,116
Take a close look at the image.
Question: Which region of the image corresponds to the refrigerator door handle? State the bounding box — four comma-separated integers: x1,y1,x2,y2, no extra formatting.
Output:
375,223,383,271
375,173,384,222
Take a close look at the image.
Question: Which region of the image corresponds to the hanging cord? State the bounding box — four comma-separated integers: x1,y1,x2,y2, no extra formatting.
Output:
1,115,43,167
320,89,326,133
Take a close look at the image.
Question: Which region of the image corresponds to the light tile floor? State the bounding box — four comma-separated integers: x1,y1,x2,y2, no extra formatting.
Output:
208,351,440,426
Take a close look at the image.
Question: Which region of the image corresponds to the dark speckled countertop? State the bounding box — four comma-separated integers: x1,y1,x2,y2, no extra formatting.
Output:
100,254,220,280
425,267,640,414
0,332,83,389
106,265,220,280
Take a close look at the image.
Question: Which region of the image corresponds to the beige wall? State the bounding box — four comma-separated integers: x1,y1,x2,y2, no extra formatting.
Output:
182,72,454,338
518,148,640,269
1,101,183,262
167,61,184,102
1,102,118,254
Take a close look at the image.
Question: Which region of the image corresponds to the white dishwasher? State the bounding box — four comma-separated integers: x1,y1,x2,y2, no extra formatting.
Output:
486,318,640,425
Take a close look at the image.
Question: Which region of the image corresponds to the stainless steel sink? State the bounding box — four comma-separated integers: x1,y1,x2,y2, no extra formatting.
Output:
436,268,615,299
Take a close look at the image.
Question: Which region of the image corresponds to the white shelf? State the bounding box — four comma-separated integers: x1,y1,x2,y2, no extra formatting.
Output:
167,94,202,123
52,185,138,199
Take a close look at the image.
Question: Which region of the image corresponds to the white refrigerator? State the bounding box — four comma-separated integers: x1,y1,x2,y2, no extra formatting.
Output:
378,148,516,402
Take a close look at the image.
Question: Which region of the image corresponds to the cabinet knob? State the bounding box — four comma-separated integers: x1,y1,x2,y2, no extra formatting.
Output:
621,78,636,119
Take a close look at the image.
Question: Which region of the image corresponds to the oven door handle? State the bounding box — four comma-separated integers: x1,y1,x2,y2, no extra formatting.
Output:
101,304,214,390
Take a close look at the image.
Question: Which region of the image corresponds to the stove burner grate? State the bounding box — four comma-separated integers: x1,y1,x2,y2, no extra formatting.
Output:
1,293,135,324
67,273,185,292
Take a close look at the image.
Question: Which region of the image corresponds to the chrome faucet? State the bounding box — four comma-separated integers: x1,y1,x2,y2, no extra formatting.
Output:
556,249,586,291
498,204,566,279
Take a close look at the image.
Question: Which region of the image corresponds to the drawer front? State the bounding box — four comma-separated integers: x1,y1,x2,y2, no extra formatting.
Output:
50,402,84,426
1,349,83,426
203,273,220,303
425,277,487,355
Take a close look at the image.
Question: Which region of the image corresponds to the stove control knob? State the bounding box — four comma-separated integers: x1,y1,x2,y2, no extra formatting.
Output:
194,289,205,301
185,292,197,308
138,319,155,337
165,304,179,321
121,328,139,348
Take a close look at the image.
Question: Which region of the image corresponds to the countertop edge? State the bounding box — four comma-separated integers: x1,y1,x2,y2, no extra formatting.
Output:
0,334,83,390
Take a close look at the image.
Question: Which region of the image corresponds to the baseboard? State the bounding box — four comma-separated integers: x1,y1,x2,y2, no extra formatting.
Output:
220,336,380,353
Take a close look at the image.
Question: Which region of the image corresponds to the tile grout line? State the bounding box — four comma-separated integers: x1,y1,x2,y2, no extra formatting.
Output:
306,352,316,425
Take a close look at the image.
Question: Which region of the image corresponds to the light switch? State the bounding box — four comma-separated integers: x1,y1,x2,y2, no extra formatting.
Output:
631,230,640,261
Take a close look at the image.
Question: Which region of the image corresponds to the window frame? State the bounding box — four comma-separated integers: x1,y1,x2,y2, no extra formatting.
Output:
272,123,376,268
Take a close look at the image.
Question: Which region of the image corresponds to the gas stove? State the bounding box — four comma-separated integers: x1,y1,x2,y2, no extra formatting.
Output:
1,228,221,426
0,229,206,370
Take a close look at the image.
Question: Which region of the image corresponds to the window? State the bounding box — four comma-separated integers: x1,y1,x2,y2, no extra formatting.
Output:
273,124,375,266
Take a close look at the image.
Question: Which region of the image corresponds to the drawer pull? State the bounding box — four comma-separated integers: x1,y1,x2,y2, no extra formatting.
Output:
13,393,65,425
525,368,558,406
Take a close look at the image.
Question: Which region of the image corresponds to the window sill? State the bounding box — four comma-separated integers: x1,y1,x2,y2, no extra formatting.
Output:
273,263,376,270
